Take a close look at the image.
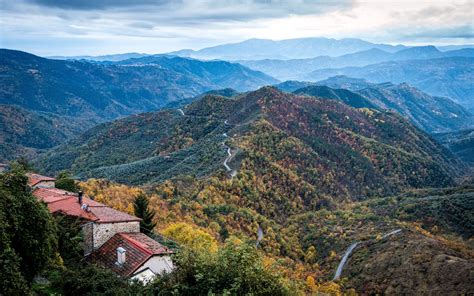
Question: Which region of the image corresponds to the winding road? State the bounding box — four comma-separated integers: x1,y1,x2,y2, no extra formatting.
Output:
222,132,237,177
332,229,402,281
333,242,359,280
177,108,237,178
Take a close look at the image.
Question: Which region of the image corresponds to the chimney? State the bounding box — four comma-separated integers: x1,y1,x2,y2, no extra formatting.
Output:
116,247,126,265
78,191,83,204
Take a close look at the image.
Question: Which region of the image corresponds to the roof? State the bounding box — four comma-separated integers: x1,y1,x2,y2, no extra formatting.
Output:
33,187,141,223
27,173,56,186
88,207,141,224
90,232,173,277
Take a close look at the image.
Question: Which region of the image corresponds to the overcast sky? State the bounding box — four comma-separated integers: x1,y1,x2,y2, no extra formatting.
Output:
1,0,473,56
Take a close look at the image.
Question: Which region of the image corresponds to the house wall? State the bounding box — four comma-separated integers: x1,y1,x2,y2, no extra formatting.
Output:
33,181,55,189
131,268,156,283
82,222,94,255
93,221,140,249
133,255,174,278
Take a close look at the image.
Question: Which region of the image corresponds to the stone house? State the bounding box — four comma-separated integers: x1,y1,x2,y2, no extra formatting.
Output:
31,178,174,281
27,173,56,188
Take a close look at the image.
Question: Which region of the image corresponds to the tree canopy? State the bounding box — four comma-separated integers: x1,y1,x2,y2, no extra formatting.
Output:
0,170,58,294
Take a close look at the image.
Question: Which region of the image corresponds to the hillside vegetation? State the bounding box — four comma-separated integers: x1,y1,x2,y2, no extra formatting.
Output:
37,87,462,199
305,76,474,133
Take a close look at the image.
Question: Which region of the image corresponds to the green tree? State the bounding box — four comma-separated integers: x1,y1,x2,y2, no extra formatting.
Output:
55,171,79,192
0,170,58,293
133,193,157,234
147,237,297,295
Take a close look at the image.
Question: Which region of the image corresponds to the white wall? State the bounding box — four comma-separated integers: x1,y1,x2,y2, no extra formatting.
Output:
133,255,174,278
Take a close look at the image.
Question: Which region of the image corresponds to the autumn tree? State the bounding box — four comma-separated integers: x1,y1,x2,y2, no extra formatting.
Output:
133,193,157,234
163,222,218,253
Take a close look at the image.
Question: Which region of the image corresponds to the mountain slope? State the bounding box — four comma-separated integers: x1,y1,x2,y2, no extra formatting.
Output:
0,105,83,161
36,87,462,199
0,49,277,122
313,76,473,133
0,49,277,160
304,57,474,111
114,55,278,91
433,129,474,165
275,78,473,134
292,85,377,109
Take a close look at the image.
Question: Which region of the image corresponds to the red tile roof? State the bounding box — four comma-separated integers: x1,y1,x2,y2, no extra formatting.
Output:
27,173,56,186
48,196,98,221
90,232,173,277
33,187,140,223
89,207,141,224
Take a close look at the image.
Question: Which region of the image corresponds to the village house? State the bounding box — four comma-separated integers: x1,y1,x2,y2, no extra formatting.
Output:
27,173,56,188
29,174,174,282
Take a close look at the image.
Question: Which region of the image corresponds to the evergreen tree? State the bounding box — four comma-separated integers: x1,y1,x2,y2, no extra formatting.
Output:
133,193,156,234
0,170,58,294
55,171,79,192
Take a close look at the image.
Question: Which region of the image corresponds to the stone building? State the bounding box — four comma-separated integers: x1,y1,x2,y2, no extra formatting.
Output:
31,178,174,281
27,173,56,188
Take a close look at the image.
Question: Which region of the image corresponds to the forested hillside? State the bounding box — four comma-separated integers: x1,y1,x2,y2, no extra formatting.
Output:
37,87,462,198
0,105,83,161
305,77,474,133
76,176,474,294
434,129,474,165
0,49,276,161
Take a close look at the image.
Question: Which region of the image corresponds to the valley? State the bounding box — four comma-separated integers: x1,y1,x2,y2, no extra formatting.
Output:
1,34,473,295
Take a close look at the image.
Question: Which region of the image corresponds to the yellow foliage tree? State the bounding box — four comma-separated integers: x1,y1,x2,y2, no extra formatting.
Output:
163,222,218,253
79,178,144,214
306,276,318,293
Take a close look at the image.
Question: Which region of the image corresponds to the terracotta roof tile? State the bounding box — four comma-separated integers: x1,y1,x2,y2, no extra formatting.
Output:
47,196,98,221
32,187,140,223
89,206,141,223
27,173,56,186
90,232,172,277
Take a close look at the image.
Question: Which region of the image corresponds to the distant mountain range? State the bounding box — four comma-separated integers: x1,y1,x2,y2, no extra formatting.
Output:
0,49,277,161
304,57,474,112
168,37,407,60
239,46,474,80
46,38,474,63
49,52,149,62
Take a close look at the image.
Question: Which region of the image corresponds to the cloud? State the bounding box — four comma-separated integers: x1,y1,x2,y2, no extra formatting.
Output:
1,0,473,56
402,25,474,40
26,0,171,10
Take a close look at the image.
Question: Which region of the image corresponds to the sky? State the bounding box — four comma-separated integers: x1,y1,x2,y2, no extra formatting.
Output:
1,0,473,56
